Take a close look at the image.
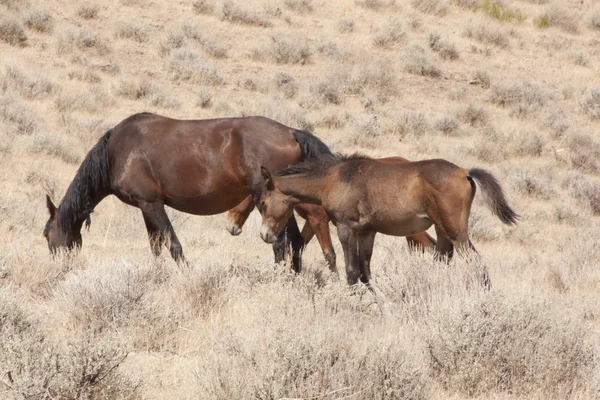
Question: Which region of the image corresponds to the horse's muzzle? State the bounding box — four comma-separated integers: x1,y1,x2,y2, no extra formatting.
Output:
260,225,276,244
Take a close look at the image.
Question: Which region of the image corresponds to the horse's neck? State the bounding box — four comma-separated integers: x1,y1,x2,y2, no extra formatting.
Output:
58,188,110,234
277,174,326,205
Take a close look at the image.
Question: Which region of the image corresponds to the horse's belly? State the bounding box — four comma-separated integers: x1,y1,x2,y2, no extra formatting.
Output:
165,191,249,216
373,214,433,237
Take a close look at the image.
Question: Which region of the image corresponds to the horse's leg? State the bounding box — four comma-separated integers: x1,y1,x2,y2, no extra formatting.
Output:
139,201,185,264
358,230,389,315
406,232,437,252
226,195,254,236
306,215,337,274
434,225,454,262
142,212,164,256
358,231,376,284
336,224,360,285
273,215,304,273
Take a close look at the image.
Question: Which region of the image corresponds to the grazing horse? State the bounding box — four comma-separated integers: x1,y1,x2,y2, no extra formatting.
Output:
43,112,332,271
255,154,518,289
226,156,438,274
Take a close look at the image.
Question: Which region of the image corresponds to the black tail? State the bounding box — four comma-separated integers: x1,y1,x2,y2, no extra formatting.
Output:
468,168,519,225
58,130,113,231
291,129,333,161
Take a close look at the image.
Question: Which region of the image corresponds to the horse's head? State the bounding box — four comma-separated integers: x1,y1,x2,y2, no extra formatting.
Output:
43,195,82,253
256,167,297,244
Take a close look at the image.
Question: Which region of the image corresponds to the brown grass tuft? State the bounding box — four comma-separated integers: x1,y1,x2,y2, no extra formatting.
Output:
192,0,214,15
372,19,405,48
23,8,54,33
76,2,100,19
0,17,27,46
429,33,459,60
221,1,272,27
580,88,600,120
403,46,441,77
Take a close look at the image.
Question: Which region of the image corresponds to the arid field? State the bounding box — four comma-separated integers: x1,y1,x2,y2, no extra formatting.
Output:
1,0,599,398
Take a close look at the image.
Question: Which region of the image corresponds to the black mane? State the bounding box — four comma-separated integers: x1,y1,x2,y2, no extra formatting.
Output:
57,130,113,232
276,152,371,177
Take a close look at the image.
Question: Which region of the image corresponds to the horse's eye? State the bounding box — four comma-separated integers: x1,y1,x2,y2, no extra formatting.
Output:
260,201,266,211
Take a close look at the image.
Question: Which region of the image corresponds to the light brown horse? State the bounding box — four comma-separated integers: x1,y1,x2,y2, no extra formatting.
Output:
255,154,518,289
43,113,333,271
226,157,437,274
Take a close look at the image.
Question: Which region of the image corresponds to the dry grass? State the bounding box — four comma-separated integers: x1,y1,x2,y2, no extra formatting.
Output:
23,8,54,33
429,33,459,60
0,17,27,46
1,0,600,398
372,19,404,48
403,46,441,78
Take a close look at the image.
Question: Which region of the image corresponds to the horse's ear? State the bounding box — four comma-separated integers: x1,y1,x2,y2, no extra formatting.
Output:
260,166,274,191
46,195,57,218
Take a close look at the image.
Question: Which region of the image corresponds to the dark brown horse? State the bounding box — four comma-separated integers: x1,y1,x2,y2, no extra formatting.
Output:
43,112,332,270
255,154,518,289
226,157,438,274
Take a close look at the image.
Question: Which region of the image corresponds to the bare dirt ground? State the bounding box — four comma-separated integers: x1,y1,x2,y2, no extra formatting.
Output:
1,0,599,398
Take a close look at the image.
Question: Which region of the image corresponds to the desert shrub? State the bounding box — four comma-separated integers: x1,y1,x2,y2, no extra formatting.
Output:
54,87,109,112
252,35,311,64
192,0,214,14
473,69,490,88
566,174,600,215
116,79,155,100
343,60,397,101
464,20,508,47
0,290,139,399
158,30,185,55
274,72,298,99
23,8,54,33
435,116,459,135
338,18,355,33
221,1,271,27
536,6,579,33
543,109,569,137
1,62,55,100
568,133,600,174
113,21,147,43
0,0,29,10
511,133,543,157
403,47,441,77
459,104,487,126
77,2,100,19
384,111,429,138
283,0,313,13
56,27,111,55
480,0,524,22
0,17,27,46
0,94,36,134
150,93,181,109
196,87,212,108
412,0,448,16
580,88,600,120
511,168,554,199
429,33,459,60
168,49,225,85
426,294,594,397
312,76,342,105
68,69,102,83
355,0,393,10
31,132,81,164
372,19,404,48
489,82,551,118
